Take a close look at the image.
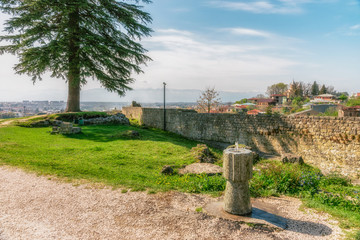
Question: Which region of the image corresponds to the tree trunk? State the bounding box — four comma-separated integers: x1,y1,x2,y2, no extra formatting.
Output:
66,75,80,112
65,7,81,112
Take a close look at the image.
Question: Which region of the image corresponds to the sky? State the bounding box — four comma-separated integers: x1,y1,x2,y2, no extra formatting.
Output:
0,0,360,101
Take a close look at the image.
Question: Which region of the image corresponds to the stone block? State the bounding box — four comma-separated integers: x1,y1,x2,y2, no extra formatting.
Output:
223,148,253,182
281,153,304,164
223,148,254,215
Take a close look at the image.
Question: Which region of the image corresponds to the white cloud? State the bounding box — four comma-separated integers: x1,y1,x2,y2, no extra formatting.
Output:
156,29,193,36
223,28,272,38
135,28,302,92
350,24,360,30
209,1,302,14
208,0,335,14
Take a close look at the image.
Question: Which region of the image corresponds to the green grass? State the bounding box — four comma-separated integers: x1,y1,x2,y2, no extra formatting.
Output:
0,124,223,194
251,160,360,236
1,120,360,236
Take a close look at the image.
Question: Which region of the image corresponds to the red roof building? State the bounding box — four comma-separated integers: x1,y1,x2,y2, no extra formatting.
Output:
248,98,276,106
247,109,264,115
314,94,336,101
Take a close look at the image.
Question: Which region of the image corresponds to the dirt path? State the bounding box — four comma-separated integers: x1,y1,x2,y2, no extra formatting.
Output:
0,166,344,240
0,119,15,127
0,116,43,127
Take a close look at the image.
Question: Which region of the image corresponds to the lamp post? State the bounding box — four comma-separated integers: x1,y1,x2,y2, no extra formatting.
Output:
163,82,166,131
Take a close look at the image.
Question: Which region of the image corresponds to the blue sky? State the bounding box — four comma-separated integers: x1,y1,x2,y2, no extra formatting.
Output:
0,0,359,101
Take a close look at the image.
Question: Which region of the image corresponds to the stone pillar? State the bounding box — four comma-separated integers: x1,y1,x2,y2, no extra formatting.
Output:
223,148,253,215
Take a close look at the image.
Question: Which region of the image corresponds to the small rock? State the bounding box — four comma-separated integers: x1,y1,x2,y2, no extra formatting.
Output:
178,163,222,176
71,127,82,134
161,165,174,175
281,153,304,164
129,130,140,137
51,126,59,135
52,120,63,127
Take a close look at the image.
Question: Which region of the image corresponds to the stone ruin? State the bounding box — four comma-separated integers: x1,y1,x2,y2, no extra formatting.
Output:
52,122,81,135
83,113,129,125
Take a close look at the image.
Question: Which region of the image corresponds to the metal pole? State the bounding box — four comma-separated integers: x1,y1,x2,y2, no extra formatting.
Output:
163,82,166,131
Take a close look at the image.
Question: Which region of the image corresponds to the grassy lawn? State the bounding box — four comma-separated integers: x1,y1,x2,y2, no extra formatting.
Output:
0,124,224,193
1,120,359,238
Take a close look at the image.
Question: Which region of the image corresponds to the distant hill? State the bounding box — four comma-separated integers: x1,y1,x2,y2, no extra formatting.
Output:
82,88,261,103
0,87,261,103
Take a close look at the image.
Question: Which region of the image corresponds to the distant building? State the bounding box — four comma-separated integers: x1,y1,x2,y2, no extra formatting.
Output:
270,94,287,105
247,109,264,115
352,93,360,98
312,94,336,103
338,106,360,117
248,98,276,106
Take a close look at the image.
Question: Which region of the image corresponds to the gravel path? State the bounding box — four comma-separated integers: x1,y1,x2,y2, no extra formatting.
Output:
0,166,344,240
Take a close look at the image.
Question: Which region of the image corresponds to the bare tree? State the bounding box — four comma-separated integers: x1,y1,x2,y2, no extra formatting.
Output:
255,94,267,99
197,87,221,113
303,82,312,97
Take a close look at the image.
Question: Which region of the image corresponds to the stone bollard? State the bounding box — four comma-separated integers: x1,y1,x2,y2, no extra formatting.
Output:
223,148,253,215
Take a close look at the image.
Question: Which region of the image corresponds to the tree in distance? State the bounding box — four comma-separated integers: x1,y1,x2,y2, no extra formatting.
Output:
235,98,248,104
266,83,288,96
311,81,319,96
0,0,152,112
338,94,348,102
197,87,221,113
319,84,327,95
255,94,266,99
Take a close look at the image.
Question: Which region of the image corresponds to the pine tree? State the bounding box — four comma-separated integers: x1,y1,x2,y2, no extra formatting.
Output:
0,0,152,112
319,84,327,94
311,81,319,96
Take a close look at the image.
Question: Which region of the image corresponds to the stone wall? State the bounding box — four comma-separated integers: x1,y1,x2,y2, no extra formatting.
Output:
122,107,360,179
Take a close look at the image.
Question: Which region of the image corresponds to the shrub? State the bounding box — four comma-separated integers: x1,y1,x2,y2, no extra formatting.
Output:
312,191,360,212
250,161,322,197
355,230,360,240
54,112,108,121
190,144,217,163
320,173,351,187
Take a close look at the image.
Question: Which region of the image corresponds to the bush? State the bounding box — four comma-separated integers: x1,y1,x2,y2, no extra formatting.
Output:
355,230,360,240
320,173,351,187
250,161,322,197
54,112,108,121
251,160,360,227
347,98,360,107
190,144,217,163
318,107,338,117
312,191,360,212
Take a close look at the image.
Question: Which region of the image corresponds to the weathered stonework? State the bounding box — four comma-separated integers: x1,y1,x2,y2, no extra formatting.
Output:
122,107,360,179
223,148,253,215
